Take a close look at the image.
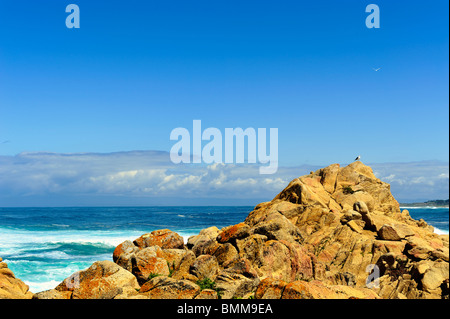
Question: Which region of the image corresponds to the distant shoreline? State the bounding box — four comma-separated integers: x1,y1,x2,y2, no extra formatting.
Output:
400,199,449,208
400,206,449,209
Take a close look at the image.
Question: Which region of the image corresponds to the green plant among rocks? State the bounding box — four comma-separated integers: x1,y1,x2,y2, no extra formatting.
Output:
167,261,175,277
147,273,162,280
196,277,223,299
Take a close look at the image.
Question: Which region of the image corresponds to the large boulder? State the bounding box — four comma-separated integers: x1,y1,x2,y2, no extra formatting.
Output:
113,240,139,272
421,261,449,294
215,271,260,299
133,229,185,250
189,255,219,280
378,224,415,241
139,276,200,299
0,258,33,299
280,280,379,299
35,260,140,299
131,247,171,284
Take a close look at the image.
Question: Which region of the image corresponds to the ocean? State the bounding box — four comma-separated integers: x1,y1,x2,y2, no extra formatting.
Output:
0,206,448,293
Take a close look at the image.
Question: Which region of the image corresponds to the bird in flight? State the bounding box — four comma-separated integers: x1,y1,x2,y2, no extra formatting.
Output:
372,67,381,72
355,155,361,161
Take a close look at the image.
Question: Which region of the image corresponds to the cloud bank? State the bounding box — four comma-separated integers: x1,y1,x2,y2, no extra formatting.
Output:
0,151,448,206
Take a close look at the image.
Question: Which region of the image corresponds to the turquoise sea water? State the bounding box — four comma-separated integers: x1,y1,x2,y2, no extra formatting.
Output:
0,206,448,293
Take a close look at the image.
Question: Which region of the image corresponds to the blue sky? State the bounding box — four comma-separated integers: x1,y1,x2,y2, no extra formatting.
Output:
0,0,448,205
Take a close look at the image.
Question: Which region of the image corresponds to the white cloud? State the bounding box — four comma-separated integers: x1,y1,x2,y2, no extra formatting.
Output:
371,161,449,202
438,173,449,179
0,152,448,205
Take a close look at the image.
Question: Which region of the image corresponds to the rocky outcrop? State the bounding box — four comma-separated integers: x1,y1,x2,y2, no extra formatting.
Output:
0,257,33,299
29,162,450,299
34,260,140,299
256,278,379,299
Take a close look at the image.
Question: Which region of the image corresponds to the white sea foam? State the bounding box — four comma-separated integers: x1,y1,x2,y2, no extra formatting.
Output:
25,280,61,293
19,251,72,260
0,227,142,248
434,228,449,235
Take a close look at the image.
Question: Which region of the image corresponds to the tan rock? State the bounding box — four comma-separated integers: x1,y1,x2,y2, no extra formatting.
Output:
157,249,188,269
132,247,170,284
255,278,287,299
421,261,449,292
217,223,250,244
195,289,218,299
340,210,363,224
250,212,303,243
189,255,219,281
0,261,33,299
33,289,71,299
282,280,337,299
171,251,197,280
347,220,363,234
377,275,422,299
113,240,139,272
274,176,335,212
363,212,396,232
213,243,238,267
415,260,433,275
199,226,221,239
187,226,220,249
373,240,407,255
225,258,259,279
140,276,200,299
237,234,267,266
337,192,375,214
272,201,302,221
353,201,370,214
431,248,449,262
282,280,379,299
192,238,221,257
215,271,260,299
134,229,184,249
406,236,435,260
328,285,379,299
378,223,415,241
259,240,292,280
187,234,210,249
54,260,140,299
378,224,403,241
439,235,449,248
318,163,340,194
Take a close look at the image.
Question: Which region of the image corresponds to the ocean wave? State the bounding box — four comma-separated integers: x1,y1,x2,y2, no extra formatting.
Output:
17,251,72,261
25,280,61,293
0,227,142,246
52,241,115,249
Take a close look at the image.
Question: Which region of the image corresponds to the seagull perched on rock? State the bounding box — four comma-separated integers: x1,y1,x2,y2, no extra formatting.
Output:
355,155,361,161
